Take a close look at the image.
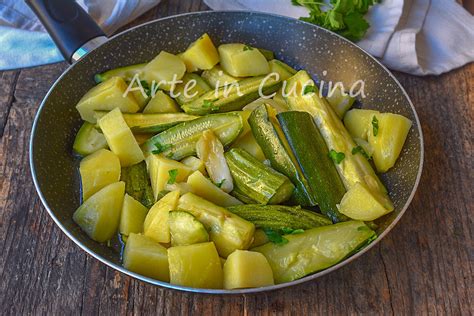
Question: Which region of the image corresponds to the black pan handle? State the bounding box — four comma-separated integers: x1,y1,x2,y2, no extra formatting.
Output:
25,0,107,63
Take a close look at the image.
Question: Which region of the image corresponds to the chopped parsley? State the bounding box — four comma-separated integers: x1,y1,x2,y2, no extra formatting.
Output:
202,98,218,109
140,80,151,96
303,85,317,95
280,227,305,235
372,115,379,136
329,149,345,164
352,145,370,159
214,179,226,188
167,169,179,184
263,228,289,245
151,143,173,154
243,45,253,51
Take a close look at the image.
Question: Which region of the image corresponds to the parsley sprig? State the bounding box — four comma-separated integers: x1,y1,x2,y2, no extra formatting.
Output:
263,227,305,245
329,149,345,164
167,169,179,184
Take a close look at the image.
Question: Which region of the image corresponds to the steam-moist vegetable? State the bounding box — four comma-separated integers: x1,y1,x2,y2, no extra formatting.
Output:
173,73,212,105
121,161,155,208
251,229,270,247
223,250,274,289
368,113,412,172
80,149,121,201
257,48,275,61
326,87,355,118
94,63,146,83
253,221,376,283
278,111,347,222
142,112,244,159
143,190,180,243
182,75,282,115
180,156,207,175
141,51,186,91
177,193,255,257
230,131,266,162
218,43,270,77
201,65,240,88
243,98,289,114
143,90,180,113
119,194,148,236
123,233,170,282
285,71,393,214
73,182,125,242
225,148,295,205
179,33,220,72
168,242,223,288
98,108,144,167
73,122,108,156
344,109,380,140
165,182,192,195
146,155,192,200
196,130,234,193
268,59,297,81
227,205,332,231
168,211,209,246
186,171,242,207
76,77,140,123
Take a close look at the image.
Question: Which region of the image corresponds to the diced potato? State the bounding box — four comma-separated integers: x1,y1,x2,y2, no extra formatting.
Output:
123,233,170,282
177,193,255,257
250,229,269,248
180,33,220,72
326,87,355,118
141,51,186,91
165,182,192,195
79,149,121,201
223,250,274,289
143,191,180,243
119,194,148,236
131,89,150,110
76,77,140,123
169,211,209,246
143,90,180,113
98,108,144,167
230,132,266,162
338,182,393,221
343,109,380,140
180,156,207,175
201,65,239,88
145,155,192,200
368,113,412,172
354,137,375,158
168,242,223,289
186,171,242,207
73,182,125,242
218,44,270,77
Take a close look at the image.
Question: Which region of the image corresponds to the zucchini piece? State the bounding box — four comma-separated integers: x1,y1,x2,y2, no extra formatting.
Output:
257,48,275,61
268,59,297,81
179,33,220,72
248,104,316,206
168,242,223,289
98,108,144,167
219,43,270,77
326,87,355,118
285,71,393,211
250,229,269,247
143,190,180,243
73,182,125,242
95,112,198,134
223,250,274,289
225,148,295,205
201,65,240,88
123,233,170,282
230,132,266,162
227,205,332,230
186,171,243,207
119,194,148,236
73,122,108,156
142,112,243,159
177,193,255,257
253,221,376,284
343,109,380,140
196,130,234,193
242,98,288,114
120,161,155,208
168,211,209,246
182,75,282,115
130,89,150,110
94,63,146,83
165,182,192,195
143,90,181,113
80,149,121,201
278,111,347,222
180,156,207,175
173,73,211,105
141,51,186,91
76,77,140,123
272,89,288,108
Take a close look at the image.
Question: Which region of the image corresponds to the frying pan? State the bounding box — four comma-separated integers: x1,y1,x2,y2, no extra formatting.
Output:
27,0,424,294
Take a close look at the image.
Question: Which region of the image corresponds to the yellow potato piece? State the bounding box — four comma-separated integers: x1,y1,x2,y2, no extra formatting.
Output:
343,109,380,140
143,91,180,113
123,233,170,282
223,250,274,289
98,108,144,167
186,171,242,207
218,43,270,77
231,132,266,162
119,194,148,236
180,156,207,176
141,51,186,91
168,242,223,289
143,190,180,243
76,77,139,123
79,149,121,201
180,33,220,72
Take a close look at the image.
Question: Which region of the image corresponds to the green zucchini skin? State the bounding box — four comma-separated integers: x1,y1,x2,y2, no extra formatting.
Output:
121,161,155,208
278,111,347,222
225,148,294,205
142,112,243,160
257,48,275,61
182,75,282,115
94,63,146,83
227,204,331,230
248,104,316,206
174,73,212,105
73,122,108,156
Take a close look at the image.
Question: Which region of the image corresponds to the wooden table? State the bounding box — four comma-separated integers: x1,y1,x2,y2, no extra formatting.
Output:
1,1,472,314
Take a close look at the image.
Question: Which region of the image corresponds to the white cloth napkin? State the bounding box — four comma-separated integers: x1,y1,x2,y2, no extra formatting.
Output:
0,0,161,70
204,0,474,75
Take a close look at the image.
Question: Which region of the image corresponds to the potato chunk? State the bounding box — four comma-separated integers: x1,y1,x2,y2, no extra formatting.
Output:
168,242,223,289
143,191,180,243
141,51,186,91
186,171,242,207
180,33,220,72
218,44,269,77
223,250,274,289
343,109,380,140
123,233,170,282
119,194,148,236
143,91,180,113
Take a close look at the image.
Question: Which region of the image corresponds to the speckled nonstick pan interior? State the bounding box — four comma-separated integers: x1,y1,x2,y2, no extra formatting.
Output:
30,11,423,294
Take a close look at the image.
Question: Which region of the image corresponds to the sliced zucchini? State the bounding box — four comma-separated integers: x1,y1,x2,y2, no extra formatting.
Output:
242,98,288,114
268,59,297,81
218,43,270,77
326,87,355,118
272,89,288,108
179,33,220,72
120,161,155,208
230,131,266,162
257,48,275,61
94,63,146,83
168,211,209,246
201,65,240,88
119,194,148,236
143,90,181,113
141,51,186,91
173,73,211,105
73,122,108,156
